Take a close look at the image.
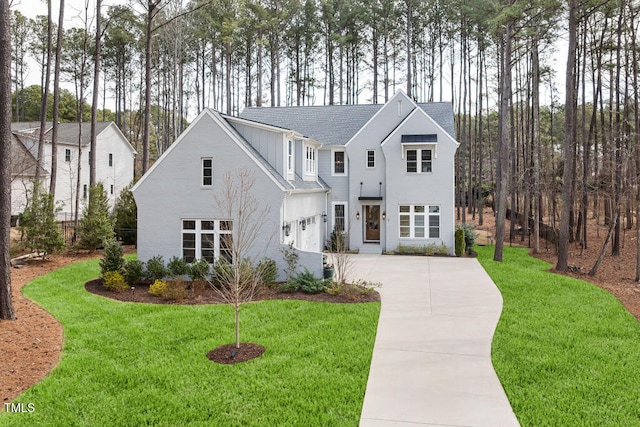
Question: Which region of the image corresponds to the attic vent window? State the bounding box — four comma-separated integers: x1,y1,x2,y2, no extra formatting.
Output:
401,134,438,143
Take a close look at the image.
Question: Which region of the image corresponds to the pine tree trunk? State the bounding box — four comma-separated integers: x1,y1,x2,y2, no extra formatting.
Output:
0,0,15,320
557,0,578,272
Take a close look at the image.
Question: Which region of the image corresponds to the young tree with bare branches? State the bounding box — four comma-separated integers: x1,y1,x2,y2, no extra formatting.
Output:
209,169,272,349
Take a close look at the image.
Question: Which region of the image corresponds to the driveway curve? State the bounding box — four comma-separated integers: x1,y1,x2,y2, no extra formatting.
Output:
354,255,520,427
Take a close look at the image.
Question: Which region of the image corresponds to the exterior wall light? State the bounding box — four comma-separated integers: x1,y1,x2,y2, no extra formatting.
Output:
382,212,386,220
283,222,291,236
356,211,360,220
301,218,307,230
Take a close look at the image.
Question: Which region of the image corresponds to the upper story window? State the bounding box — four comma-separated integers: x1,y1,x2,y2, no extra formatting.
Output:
202,158,213,186
332,150,346,175
287,140,294,174
108,153,113,167
65,149,71,162
366,150,375,168
406,148,432,173
305,145,316,175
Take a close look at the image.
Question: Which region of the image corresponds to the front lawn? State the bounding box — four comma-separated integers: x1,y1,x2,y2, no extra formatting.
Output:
477,246,640,426
0,259,379,426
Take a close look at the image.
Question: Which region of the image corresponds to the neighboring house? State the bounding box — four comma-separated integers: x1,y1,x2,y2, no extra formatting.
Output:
11,122,137,220
132,91,458,279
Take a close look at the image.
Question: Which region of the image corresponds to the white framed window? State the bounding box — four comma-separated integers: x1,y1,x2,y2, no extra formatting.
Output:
399,205,439,238
332,202,348,233
287,139,294,175
108,153,113,167
366,149,375,168
305,145,316,175
181,219,233,264
332,149,347,175
406,148,432,173
65,149,71,162
202,158,213,186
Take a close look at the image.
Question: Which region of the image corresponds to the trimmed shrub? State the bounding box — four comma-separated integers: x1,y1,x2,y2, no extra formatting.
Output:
99,240,124,277
455,227,466,257
103,271,128,292
123,259,145,285
112,183,137,245
168,256,189,277
149,279,167,296
457,223,479,253
145,256,167,281
291,269,326,294
77,183,114,250
436,243,449,255
162,278,187,301
257,257,277,287
188,259,210,282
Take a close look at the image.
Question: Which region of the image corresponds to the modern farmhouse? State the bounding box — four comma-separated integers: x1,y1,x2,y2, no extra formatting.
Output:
133,91,459,278
11,122,136,220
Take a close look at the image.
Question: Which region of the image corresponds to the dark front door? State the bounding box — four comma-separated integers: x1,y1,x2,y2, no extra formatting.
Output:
365,205,380,242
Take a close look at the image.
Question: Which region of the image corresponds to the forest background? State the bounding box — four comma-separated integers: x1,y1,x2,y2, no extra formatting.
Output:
7,0,640,278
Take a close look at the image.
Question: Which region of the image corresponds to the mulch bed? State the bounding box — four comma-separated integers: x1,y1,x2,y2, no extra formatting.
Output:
206,343,266,364
84,279,381,305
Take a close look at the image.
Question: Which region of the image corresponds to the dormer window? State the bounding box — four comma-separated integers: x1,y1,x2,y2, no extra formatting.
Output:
287,140,294,174
305,145,316,175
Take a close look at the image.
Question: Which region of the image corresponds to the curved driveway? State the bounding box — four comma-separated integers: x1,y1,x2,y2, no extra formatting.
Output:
353,255,520,427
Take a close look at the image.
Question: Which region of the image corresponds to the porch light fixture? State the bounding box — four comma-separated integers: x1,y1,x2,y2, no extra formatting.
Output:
322,212,327,223
301,218,307,230
356,211,360,220
382,212,386,220
283,222,291,236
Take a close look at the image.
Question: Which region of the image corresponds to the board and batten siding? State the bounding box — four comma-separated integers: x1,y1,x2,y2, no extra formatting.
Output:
230,121,285,177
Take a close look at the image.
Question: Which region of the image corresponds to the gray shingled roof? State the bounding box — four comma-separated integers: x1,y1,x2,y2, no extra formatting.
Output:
11,122,112,146
239,102,456,146
11,134,46,177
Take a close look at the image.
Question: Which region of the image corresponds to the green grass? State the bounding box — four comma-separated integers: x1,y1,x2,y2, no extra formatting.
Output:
477,246,640,426
0,259,379,426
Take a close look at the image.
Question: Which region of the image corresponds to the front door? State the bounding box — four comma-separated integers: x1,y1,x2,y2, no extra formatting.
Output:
364,205,380,242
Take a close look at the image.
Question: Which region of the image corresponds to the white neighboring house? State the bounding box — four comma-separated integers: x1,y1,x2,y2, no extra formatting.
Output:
132,91,459,279
11,122,137,221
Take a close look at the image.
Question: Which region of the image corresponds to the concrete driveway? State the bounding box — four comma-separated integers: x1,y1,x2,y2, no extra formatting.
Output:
352,255,520,427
